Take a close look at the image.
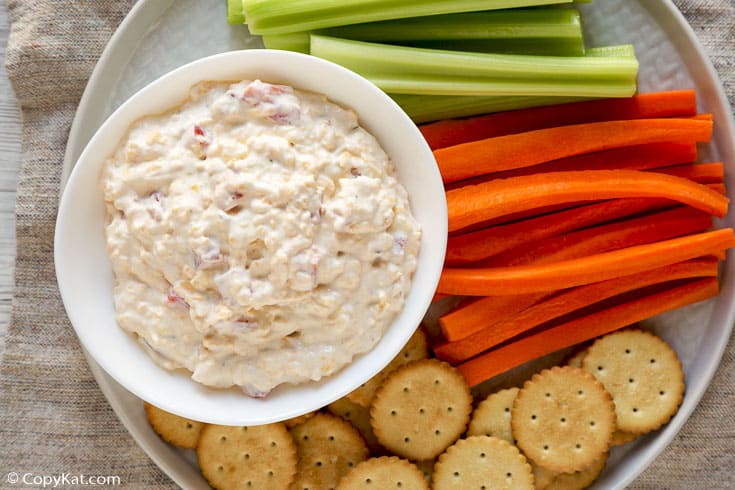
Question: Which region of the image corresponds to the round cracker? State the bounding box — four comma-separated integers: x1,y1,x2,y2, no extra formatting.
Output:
196,423,296,490
544,452,608,490
432,436,534,490
284,411,317,429
291,413,369,490
512,366,615,473
610,429,637,447
370,359,472,461
582,329,684,435
531,463,558,490
328,396,383,453
346,328,428,407
144,403,204,449
336,456,429,490
467,387,520,444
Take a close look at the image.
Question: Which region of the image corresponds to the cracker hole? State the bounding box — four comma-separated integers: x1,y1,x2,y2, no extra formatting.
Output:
329,435,335,441
435,429,441,435
403,387,409,393
242,427,248,432
270,441,277,447
597,366,603,371
345,411,351,417
220,436,227,442
217,465,223,472
590,421,596,427
447,406,453,413
397,483,403,488
403,352,410,358
434,379,440,385
186,423,193,429
576,444,581,449
404,437,410,443
660,390,665,396
531,415,537,420
482,487,486,490
348,462,354,467
453,472,460,477
268,470,274,477
650,358,656,364
419,408,425,414
244,453,250,460
633,408,638,413
506,472,512,477
480,452,486,458
391,410,397,416
504,407,510,413
625,349,631,354
543,445,549,451
629,378,634,383
247,482,252,487
303,435,309,440
316,461,322,467
560,417,566,423
578,390,584,396
365,478,372,484
545,392,551,398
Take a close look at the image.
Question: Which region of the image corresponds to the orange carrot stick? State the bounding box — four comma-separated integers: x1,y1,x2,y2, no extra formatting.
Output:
446,197,675,266
437,228,735,296
479,206,713,268
440,207,713,340
446,170,728,232
435,258,718,363
436,119,713,184
445,141,699,189
420,90,698,150
654,162,724,183
457,278,719,386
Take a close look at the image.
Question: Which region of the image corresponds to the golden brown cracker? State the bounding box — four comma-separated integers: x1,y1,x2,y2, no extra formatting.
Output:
531,463,558,490
196,423,297,490
370,359,472,461
512,366,615,473
467,387,520,444
336,456,429,490
346,328,428,407
328,396,383,453
144,402,204,449
432,436,534,490
582,329,685,435
284,411,317,429
290,413,369,490
610,429,637,447
544,452,608,490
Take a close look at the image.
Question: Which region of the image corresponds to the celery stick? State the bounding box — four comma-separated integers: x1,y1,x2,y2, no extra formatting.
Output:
244,0,574,35
227,0,245,24
262,33,310,53
320,9,583,42
587,45,637,57
310,35,638,82
405,38,584,56
391,94,589,123
370,74,636,97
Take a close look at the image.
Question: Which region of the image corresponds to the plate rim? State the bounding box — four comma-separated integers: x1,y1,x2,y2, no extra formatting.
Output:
58,1,735,489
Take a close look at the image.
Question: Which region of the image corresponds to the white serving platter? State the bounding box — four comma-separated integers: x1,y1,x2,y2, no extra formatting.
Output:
60,0,735,488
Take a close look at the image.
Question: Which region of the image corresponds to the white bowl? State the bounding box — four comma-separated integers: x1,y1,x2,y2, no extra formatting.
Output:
54,50,447,426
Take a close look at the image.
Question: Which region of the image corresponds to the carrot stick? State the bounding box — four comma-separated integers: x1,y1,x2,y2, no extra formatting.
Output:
446,197,675,266
457,278,719,386
445,142,698,190
440,293,547,342
435,258,718,363
654,162,724,184
479,206,713,268
420,90,698,150
437,228,735,296
446,169,728,232
440,207,713,340
709,183,727,195
436,119,713,184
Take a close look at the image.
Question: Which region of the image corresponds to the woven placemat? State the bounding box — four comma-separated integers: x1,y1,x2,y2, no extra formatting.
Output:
1,0,733,488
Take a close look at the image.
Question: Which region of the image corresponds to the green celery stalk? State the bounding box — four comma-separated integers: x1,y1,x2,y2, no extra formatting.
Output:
244,0,575,35
227,0,246,24
369,74,636,97
319,9,583,42
310,35,638,82
262,33,310,53
390,94,589,123
404,38,584,56
586,45,636,57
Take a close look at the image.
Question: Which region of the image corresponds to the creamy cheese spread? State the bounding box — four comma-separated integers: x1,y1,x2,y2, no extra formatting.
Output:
102,80,421,396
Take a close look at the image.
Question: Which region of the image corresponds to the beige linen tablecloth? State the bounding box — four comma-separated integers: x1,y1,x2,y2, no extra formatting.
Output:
1,1,733,488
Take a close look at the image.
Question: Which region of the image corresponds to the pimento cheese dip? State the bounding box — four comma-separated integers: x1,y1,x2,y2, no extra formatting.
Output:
102,80,421,396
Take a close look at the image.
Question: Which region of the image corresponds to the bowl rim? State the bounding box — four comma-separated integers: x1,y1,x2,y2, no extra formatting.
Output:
54,48,447,425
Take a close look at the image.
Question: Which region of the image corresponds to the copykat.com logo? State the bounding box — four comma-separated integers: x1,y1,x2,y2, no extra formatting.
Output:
5,472,121,487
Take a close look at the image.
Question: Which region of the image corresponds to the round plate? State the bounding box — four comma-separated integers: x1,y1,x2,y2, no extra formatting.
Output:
60,1,735,488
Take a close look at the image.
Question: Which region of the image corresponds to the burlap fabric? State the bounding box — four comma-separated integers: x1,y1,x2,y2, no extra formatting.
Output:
1,1,733,488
